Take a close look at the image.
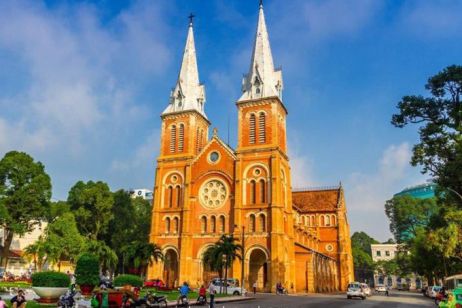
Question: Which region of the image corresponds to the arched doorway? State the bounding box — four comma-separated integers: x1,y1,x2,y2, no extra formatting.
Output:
248,248,268,292
163,249,179,288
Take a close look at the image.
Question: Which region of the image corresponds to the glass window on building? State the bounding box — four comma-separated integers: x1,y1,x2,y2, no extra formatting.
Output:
387,277,393,287
376,251,381,257
385,251,390,256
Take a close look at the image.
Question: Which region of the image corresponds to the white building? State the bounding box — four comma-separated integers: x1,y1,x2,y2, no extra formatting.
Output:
371,244,423,290
129,188,153,200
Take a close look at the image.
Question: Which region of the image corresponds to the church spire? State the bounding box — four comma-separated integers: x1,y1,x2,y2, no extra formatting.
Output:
238,1,283,102
163,15,206,118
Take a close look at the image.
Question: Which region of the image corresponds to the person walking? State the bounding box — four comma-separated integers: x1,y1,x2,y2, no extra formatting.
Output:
253,282,257,295
208,282,215,308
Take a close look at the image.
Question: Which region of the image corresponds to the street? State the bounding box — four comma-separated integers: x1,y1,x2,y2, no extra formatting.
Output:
213,291,434,307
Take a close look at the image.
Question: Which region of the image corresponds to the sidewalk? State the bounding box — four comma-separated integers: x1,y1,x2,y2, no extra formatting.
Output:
165,295,255,307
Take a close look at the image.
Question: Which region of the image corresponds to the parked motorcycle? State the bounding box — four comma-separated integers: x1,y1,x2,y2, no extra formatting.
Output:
196,295,207,306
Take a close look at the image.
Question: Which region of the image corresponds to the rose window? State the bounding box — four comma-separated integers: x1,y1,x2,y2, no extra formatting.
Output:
200,180,227,209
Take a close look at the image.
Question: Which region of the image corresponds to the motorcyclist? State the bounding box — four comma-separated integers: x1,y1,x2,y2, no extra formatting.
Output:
177,282,190,305
197,285,207,304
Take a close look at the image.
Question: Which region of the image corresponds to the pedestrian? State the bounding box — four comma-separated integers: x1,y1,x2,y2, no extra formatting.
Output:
10,290,26,308
208,281,215,308
253,282,257,295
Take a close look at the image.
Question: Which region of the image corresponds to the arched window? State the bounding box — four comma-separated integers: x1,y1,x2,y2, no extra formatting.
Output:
178,124,184,152
250,180,256,204
259,179,266,203
168,186,173,208
170,125,176,153
259,214,266,232
258,112,266,143
249,215,256,232
173,217,179,233
211,216,216,233
249,114,256,144
219,216,225,233
165,217,170,233
325,215,331,226
320,215,325,226
175,186,181,207
201,217,207,233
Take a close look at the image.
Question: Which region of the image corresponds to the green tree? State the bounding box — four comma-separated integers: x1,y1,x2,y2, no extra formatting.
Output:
67,181,114,240
83,240,118,271
385,195,438,243
120,242,163,278
351,231,379,283
391,65,462,206
0,151,52,268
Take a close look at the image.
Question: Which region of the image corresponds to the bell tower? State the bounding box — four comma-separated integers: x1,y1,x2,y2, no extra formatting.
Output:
233,1,295,292
159,15,209,159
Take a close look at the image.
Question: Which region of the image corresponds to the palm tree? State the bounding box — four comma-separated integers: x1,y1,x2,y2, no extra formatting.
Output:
202,235,242,294
121,242,163,278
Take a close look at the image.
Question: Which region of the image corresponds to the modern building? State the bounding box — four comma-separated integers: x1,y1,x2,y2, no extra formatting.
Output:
394,182,436,199
129,188,153,200
371,244,423,289
147,3,354,293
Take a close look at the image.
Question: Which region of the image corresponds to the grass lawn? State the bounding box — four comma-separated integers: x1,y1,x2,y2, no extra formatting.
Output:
0,281,31,288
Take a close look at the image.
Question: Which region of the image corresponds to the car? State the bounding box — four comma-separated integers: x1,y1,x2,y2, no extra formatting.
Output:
360,283,372,297
427,285,442,298
438,288,462,308
210,279,246,296
347,282,366,300
375,284,387,293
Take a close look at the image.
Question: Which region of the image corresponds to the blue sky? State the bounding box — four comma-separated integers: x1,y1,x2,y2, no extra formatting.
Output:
1,0,462,241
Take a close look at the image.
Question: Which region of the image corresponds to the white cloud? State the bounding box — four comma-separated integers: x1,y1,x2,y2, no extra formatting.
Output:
344,142,426,240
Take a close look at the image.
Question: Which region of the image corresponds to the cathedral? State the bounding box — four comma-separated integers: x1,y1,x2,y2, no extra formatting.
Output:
148,3,354,293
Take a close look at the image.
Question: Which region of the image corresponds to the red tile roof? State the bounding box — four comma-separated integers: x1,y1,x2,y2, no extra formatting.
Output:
292,188,340,212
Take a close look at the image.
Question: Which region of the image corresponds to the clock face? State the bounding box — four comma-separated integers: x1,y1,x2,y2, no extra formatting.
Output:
200,180,227,209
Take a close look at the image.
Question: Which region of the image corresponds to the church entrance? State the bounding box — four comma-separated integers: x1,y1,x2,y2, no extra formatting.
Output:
163,249,179,288
248,248,268,292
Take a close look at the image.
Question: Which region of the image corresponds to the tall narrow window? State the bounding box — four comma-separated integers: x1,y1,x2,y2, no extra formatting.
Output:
211,216,216,233
249,215,256,232
168,186,173,208
219,216,225,233
259,179,266,203
170,125,176,153
258,112,266,143
250,180,256,204
320,215,325,226
249,114,256,144
165,217,170,233
196,127,200,153
201,217,207,233
178,124,184,152
259,214,266,232
175,186,181,207
173,217,179,233
325,215,331,226
199,129,204,151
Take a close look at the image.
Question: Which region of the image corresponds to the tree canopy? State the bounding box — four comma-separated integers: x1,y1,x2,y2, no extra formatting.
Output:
0,151,52,268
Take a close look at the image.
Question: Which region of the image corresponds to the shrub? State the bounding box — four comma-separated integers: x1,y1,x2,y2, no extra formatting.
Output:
75,253,100,286
31,271,70,288
113,274,143,287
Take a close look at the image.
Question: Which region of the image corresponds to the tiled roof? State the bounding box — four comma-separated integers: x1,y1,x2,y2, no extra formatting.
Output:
292,188,340,212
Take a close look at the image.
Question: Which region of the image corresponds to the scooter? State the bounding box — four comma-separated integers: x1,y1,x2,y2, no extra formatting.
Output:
143,291,168,307
176,295,189,308
196,295,207,306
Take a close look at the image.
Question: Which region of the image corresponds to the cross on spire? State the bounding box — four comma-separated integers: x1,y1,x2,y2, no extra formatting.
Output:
188,13,195,26
259,0,263,7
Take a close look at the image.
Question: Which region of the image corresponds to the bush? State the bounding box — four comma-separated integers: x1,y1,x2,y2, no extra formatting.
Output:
113,274,143,287
31,271,70,288
75,253,100,286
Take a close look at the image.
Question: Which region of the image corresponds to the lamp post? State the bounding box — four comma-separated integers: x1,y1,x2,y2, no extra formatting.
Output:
222,253,228,295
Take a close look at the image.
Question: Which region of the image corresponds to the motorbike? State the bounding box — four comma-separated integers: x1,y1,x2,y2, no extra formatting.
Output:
141,291,168,308
196,295,207,306
176,294,189,307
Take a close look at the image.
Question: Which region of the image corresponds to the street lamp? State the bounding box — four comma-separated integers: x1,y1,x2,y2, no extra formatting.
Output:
222,254,228,295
